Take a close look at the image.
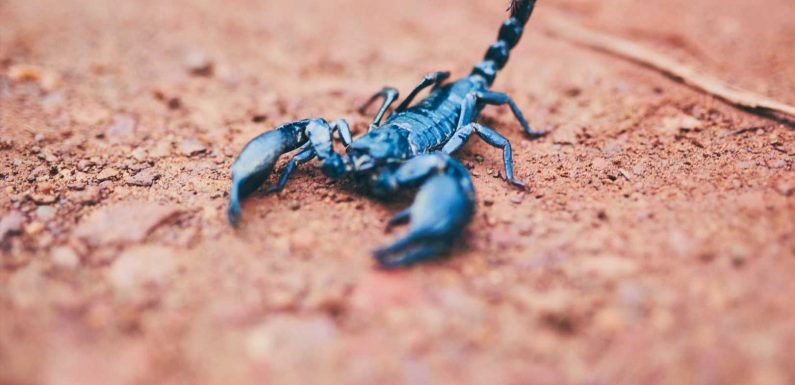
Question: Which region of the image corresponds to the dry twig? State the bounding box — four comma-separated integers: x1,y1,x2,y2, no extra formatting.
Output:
544,16,795,120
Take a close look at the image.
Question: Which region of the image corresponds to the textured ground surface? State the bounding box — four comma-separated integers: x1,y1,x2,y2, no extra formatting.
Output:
2,0,795,384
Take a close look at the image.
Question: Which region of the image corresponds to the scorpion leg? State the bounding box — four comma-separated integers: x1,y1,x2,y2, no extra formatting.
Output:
442,123,525,188
267,119,352,193
306,118,348,178
372,153,475,268
331,118,353,147
266,144,315,193
394,71,450,112
228,118,351,226
475,91,546,137
358,87,399,130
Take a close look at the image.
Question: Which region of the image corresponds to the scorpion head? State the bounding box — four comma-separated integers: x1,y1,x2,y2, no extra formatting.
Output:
345,127,411,173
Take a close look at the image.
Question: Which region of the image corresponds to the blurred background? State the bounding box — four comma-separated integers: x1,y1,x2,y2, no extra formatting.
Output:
1,1,794,384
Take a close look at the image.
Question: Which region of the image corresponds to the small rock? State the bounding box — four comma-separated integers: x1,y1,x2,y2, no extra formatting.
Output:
180,138,207,156
71,186,102,205
51,246,80,268
38,182,54,194
510,192,525,204
130,148,148,161
73,201,180,247
127,162,150,172
36,206,56,221
27,166,50,181
125,168,160,187
96,168,119,181
150,141,172,158
29,193,57,205
185,51,214,77
77,159,96,172
0,211,25,239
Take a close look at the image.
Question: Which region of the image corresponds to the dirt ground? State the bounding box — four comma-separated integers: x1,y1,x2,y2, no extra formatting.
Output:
1,0,794,384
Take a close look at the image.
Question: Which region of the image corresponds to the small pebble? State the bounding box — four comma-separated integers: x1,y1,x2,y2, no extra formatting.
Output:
180,138,207,156
126,168,160,187
30,193,57,205
96,168,119,181
77,159,96,172
185,51,214,77
36,206,56,221
130,148,148,161
150,141,172,158
71,186,102,205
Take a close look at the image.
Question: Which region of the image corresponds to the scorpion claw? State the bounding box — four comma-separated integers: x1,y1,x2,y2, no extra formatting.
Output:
385,208,411,232
228,120,310,226
374,172,475,268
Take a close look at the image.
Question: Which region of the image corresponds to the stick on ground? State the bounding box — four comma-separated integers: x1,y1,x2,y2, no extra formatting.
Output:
544,15,795,120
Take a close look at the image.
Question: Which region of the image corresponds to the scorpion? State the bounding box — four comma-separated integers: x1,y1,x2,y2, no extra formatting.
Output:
228,0,543,268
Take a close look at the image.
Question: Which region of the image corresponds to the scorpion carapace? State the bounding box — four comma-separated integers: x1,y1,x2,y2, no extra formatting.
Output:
228,0,542,268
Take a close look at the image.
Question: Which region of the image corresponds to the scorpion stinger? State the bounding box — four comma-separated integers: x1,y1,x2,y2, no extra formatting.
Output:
229,0,542,267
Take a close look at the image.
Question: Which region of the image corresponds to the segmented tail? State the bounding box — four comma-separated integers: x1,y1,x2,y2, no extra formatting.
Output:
471,0,537,85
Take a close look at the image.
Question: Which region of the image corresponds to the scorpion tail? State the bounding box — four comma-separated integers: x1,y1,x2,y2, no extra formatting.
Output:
470,0,538,86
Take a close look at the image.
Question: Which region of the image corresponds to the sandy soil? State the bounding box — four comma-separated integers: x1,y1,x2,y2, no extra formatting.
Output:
1,0,794,384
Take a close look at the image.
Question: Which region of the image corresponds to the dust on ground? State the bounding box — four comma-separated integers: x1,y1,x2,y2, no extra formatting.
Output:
1,0,794,384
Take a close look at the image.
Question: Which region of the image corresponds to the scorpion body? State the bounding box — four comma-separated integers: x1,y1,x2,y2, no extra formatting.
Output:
229,0,542,267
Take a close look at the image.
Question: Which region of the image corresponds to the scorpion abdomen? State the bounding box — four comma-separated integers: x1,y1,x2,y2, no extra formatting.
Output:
389,78,486,152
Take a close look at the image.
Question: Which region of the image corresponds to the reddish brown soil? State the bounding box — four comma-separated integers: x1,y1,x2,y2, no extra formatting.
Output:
2,0,794,384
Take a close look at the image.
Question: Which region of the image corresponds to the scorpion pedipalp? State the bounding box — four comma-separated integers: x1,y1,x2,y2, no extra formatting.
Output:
373,154,475,268
228,119,311,226
228,118,351,226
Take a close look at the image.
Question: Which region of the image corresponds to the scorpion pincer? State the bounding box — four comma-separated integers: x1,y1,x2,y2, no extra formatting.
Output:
228,0,544,267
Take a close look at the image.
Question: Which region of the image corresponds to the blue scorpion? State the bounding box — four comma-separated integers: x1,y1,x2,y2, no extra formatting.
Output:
228,0,542,268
